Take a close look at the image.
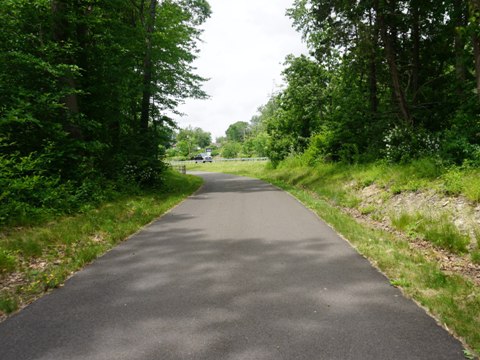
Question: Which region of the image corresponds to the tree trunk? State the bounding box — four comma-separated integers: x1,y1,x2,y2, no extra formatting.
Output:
140,0,157,131
454,0,467,94
52,1,79,115
474,34,480,101
472,0,480,101
375,0,412,125
411,0,420,103
368,8,378,114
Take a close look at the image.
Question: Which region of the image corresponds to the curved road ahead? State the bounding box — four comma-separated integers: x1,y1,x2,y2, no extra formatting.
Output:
0,172,465,359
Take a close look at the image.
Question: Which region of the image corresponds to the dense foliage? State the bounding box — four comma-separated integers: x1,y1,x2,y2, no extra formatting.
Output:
167,126,212,158
245,0,480,165
0,0,210,225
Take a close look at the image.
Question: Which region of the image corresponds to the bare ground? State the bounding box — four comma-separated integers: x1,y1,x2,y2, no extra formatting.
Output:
347,184,480,286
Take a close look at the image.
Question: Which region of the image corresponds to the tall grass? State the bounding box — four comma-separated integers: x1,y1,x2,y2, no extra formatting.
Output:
391,212,470,253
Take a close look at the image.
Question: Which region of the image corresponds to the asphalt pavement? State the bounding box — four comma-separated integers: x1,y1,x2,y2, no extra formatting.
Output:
0,172,466,359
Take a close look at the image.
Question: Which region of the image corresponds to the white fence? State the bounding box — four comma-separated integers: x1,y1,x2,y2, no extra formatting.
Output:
168,157,268,165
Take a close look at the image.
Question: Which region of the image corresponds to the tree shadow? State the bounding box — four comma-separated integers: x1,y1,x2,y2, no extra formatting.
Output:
0,173,466,360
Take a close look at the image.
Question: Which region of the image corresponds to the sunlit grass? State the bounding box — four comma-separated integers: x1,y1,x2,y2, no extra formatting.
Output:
391,212,470,254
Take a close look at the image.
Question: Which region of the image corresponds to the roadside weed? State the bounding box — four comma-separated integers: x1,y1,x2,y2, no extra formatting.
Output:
471,250,480,265
0,297,18,314
359,205,376,215
464,349,475,359
424,221,469,254
0,249,16,273
390,278,411,288
391,212,469,254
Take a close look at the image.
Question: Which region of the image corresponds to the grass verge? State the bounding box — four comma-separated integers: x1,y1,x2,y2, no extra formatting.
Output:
0,170,202,318
188,161,480,356
391,212,470,254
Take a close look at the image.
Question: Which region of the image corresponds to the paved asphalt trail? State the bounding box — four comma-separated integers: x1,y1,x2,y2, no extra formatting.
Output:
0,172,466,359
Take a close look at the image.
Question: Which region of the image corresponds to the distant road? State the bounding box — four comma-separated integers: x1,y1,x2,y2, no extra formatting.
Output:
0,172,465,359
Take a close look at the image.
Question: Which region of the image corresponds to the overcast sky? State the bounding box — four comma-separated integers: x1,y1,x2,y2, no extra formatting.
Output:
172,0,308,140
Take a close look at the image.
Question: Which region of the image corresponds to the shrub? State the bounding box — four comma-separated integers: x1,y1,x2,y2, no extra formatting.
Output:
302,131,333,165
0,151,168,226
440,109,480,165
338,143,360,164
221,142,242,158
440,134,480,165
383,125,440,163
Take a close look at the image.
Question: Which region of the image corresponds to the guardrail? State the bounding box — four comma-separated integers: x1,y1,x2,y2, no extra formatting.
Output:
168,157,268,165
216,157,268,162
171,164,186,174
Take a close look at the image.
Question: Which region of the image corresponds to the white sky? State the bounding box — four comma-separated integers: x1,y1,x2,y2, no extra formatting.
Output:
172,0,308,140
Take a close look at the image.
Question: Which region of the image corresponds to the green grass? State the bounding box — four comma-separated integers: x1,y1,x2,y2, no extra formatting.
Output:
443,167,480,201
472,227,480,265
0,170,202,316
0,249,16,273
188,160,480,356
188,158,480,204
472,249,480,265
391,212,470,254
359,204,376,215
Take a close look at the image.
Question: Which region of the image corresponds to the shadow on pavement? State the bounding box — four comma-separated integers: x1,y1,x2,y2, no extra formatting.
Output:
0,173,465,360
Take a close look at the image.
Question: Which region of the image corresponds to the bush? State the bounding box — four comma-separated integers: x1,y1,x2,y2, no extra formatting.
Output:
383,125,440,163
123,158,166,186
221,142,242,158
338,143,360,164
439,109,480,165
0,153,68,224
440,134,480,166
0,151,168,226
302,131,333,165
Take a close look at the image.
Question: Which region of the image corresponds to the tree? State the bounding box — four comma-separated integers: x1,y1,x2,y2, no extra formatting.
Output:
283,0,479,164
175,126,212,156
375,0,412,125
221,142,242,158
471,0,480,101
193,128,212,148
140,0,158,132
226,121,249,142
0,0,211,223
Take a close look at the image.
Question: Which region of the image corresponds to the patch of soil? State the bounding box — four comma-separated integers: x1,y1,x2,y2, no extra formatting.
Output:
359,185,480,243
347,184,480,286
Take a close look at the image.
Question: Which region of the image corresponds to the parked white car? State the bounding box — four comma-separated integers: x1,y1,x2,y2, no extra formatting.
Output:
193,154,213,163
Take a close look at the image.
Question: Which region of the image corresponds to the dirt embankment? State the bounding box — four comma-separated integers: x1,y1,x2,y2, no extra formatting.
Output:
345,184,480,286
